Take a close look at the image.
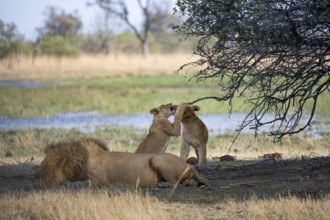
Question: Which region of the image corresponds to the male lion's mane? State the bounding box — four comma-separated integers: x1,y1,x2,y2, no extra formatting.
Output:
34,138,108,185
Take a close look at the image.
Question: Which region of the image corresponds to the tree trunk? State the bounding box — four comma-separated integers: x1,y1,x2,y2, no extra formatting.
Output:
141,40,149,58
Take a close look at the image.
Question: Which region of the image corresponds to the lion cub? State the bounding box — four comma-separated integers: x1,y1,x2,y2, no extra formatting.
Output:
175,105,208,166
135,103,186,153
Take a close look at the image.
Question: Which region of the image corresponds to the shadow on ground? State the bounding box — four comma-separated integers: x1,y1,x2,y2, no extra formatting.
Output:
0,156,329,204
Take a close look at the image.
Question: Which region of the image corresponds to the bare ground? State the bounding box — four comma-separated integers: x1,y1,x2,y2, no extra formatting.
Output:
0,155,329,204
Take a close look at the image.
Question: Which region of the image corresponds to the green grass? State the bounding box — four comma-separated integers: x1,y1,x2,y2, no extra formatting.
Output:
0,127,146,158
1,127,329,159
0,75,247,118
0,75,329,118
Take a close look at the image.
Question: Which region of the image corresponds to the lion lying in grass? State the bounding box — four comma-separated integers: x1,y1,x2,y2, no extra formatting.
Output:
135,103,186,153
34,138,209,188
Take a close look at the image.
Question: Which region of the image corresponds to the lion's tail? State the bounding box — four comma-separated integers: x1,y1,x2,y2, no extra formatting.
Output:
191,166,210,187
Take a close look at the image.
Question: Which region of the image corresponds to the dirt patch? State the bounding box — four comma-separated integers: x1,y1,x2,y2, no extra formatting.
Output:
0,156,329,203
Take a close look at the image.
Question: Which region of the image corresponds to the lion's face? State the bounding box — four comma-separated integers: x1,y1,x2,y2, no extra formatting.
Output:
34,157,67,186
173,105,200,121
149,103,176,118
172,105,200,120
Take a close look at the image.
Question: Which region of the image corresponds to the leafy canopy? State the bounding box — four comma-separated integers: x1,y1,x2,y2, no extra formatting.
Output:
174,0,330,141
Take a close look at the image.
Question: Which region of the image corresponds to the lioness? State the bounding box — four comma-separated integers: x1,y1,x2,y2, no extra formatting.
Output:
174,105,208,166
34,138,209,188
135,103,186,153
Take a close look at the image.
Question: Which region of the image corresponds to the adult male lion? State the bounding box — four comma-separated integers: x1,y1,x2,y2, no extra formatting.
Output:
174,105,208,166
34,138,209,188
34,138,107,186
135,103,186,153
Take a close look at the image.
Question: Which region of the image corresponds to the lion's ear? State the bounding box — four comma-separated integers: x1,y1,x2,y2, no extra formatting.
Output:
193,106,200,111
150,108,159,115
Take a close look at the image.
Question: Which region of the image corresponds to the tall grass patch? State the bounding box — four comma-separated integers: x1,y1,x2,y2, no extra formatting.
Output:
216,195,330,220
0,53,201,80
0,190,329,220
0,190,170,220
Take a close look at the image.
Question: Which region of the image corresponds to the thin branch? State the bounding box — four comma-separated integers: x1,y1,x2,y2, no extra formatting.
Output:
186,96,229,105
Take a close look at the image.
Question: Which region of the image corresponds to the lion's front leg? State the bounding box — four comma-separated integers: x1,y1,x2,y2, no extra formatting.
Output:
170,103,186,136
87,170,108,187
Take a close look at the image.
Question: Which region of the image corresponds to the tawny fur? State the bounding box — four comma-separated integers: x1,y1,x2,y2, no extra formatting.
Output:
187,157,199,166
219,154,237,162
135,103,186,153
260,152,283,160
35,138,209,188
34,138,108,186
175,105,208,166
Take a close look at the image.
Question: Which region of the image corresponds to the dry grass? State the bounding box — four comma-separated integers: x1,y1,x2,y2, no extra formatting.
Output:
1,127,329,162
0,130,329,219
0,190,169,220
220,195,330,220
0,190,329,220
166,133,330,162
0,53,199,80
1,53,329,219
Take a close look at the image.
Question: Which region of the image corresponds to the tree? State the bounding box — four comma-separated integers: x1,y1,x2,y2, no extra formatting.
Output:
82,11,114,54
0,19,19,59
0,19,32,61
36,6,82,56
94,0,175,57
37,6,82,39
148,2,185,53
0,20,19,41
174,0,330,141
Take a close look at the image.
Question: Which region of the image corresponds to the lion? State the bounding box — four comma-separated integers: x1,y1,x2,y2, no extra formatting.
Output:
259,152,283,160
186,157,199,166
35,138,209,188
34,138,107,186
174,105,208,166
135,103,186,153
219,154,237,162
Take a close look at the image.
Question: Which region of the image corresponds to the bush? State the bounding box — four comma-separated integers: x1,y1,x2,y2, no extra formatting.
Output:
36,35,79,56
0,40,34,59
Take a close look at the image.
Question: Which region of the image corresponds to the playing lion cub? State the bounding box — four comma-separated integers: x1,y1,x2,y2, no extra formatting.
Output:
135,103,186,153
34,138,209,188
174,105,208,166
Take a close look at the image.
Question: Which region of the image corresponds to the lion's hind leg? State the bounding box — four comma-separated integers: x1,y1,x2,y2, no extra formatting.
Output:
197,144,208,166
155,167,178,187
150,156,182,187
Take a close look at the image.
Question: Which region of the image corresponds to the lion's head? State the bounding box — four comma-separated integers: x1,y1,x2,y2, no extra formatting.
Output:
149,103,176,118
172,105,200,121
186,157,199,166
34,139,108,186
182,105,199,121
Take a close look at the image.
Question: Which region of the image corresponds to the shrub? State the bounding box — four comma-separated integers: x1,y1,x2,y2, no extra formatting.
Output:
36,35,79,56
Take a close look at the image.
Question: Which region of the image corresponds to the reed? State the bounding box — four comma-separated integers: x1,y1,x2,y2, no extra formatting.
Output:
0,53,200,80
